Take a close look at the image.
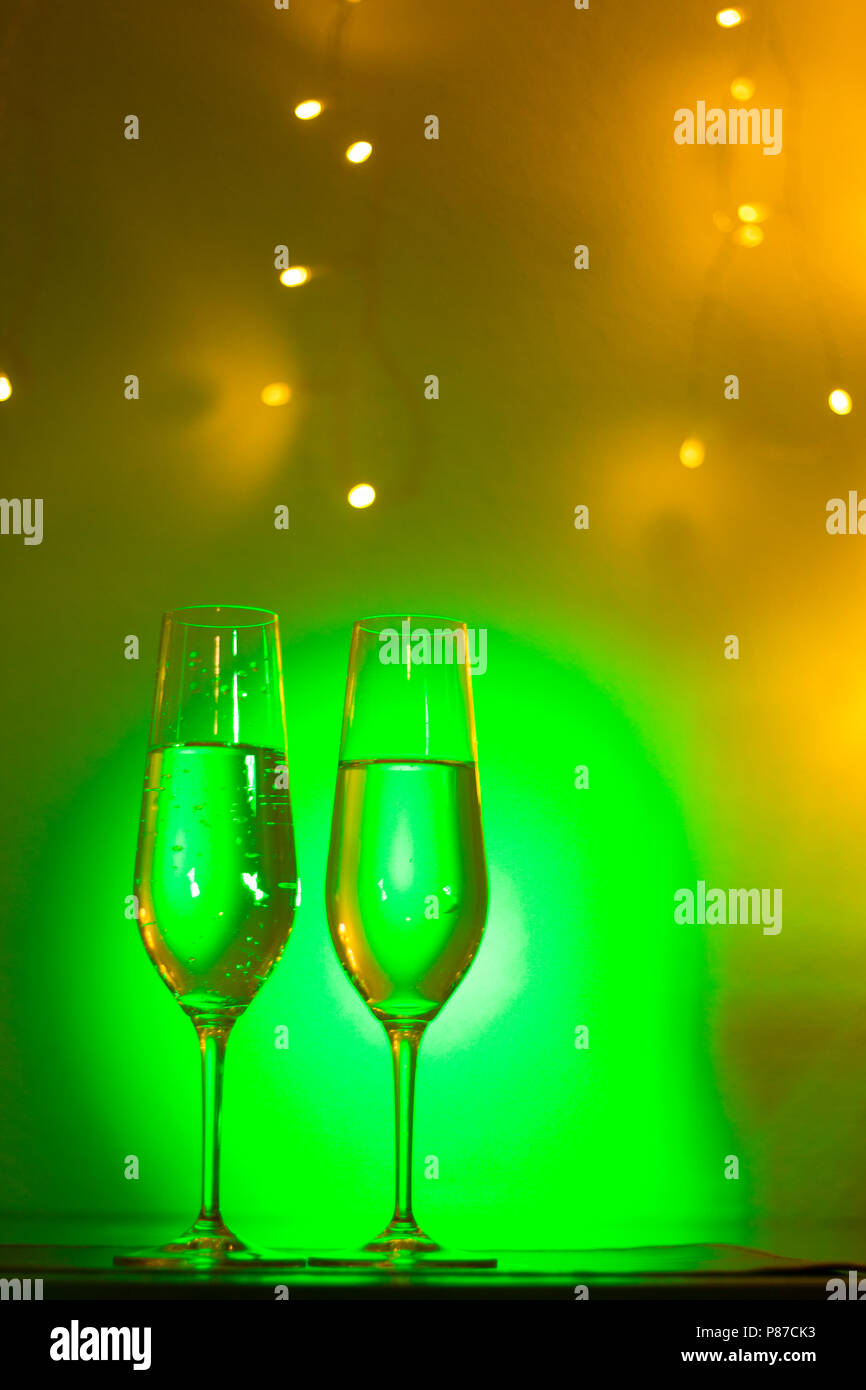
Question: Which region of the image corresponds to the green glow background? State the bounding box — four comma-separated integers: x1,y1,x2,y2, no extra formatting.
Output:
1,0,864,1258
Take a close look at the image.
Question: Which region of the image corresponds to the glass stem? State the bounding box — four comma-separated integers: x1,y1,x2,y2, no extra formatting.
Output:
196,1022,230,1226
386,1023,424,1228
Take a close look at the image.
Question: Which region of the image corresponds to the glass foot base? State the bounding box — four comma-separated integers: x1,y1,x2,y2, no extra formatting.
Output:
310,1225,496,1271
309,1248,497,1270
114,1222,304,1271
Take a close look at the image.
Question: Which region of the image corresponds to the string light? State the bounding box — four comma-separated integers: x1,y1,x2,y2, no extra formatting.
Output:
260,383,292,406
733,224,764,247
346,141,372,164
679,438,705,468
690,12,849,480
294,100,322,120
828,389,852,415
280,266,310,287
0,374,11,402
348,483,375,508
730,76,755,100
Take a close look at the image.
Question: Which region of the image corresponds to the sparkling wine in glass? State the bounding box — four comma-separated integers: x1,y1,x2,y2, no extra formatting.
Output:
116,605,301,1269
311,615,495,1269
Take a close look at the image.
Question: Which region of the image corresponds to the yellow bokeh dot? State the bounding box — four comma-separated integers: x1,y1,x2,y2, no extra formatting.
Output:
261,382,292,407
716,8,744,27
294,100,322,120
730,76,755,100
733,224,764,247
279,266,309,287
712,210,733,233
829,389,852,416
679,438,705,469
0,375,12,402
348,483,376,508
737,202,768,224
346,141,373,164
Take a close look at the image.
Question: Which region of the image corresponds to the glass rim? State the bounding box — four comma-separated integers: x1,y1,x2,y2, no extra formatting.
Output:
354,613,466,635
165,604,278,630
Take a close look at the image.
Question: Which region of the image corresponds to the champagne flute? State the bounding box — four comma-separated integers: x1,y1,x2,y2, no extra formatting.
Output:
311,615,495,1269
116,605,301,1269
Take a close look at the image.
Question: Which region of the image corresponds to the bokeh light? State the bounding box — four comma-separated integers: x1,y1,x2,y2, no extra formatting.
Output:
294,100,322,120
348,483,376,508
679,438,705,468
730,76,755,100
733,224,764,248
346,141,373,164
737,202,768,224
0,374,11,402
828,389,852,415
280,267,310,287
260,382,292,406
716,8,744,26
